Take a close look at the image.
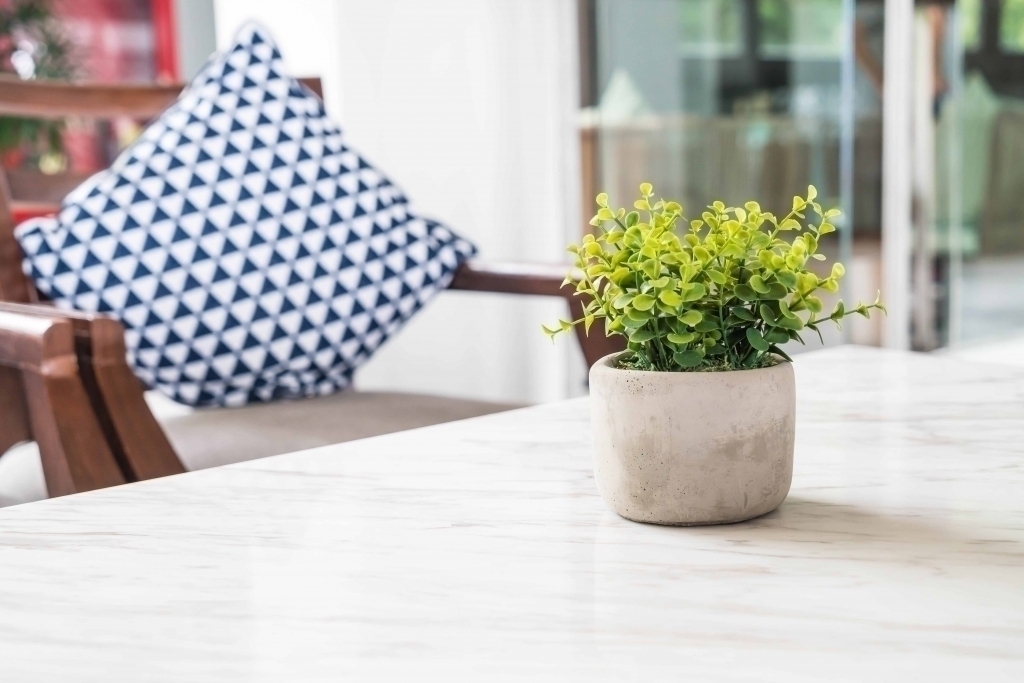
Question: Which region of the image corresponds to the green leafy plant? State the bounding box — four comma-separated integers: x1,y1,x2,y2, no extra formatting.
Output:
545,183,885,372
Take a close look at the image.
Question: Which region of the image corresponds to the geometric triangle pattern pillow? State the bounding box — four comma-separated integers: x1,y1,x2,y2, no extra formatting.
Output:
15,24,475,407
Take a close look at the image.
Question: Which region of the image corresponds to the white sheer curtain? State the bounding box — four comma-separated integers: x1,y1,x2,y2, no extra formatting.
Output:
213,0,585,404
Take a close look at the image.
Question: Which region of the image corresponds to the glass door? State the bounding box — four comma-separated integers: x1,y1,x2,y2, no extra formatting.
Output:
946,0,1024,346
580,0,865,349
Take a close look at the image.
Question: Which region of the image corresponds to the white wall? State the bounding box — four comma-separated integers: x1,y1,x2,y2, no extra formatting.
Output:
174,0,217,80
211,0,585,405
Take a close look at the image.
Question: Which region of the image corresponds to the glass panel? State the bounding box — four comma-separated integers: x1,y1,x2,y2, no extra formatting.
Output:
586,0,859,347
949,0,1024,344
679,0,744,58
960,0,982,50
759,0,845,58
1001,0,1024,52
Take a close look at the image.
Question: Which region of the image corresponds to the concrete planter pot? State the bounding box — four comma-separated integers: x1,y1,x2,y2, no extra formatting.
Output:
589,352,795,526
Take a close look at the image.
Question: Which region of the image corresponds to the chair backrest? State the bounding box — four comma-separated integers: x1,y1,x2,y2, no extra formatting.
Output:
0,76,324,492
0,75,324,304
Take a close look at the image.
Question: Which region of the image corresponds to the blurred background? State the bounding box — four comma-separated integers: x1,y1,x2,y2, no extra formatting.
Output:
3,0,1023,403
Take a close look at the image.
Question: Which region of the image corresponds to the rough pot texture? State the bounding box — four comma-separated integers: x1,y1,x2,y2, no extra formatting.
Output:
589,352,795,526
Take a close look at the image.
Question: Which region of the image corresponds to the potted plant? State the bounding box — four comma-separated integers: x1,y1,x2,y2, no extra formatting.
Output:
546,183,884,526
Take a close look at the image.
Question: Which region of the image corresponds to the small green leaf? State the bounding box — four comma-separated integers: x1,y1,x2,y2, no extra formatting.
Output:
679,309,703,326
682,283,706,302
705,343,727,356
775,269,798,288
658,290,682,307
673,350,702,368
639,182,653,197
745,327,769,352
818,223,836,235
629,328,655,343
707,269,727,285
631,294,656,311
720,242,744,258
759,304,778,326
775,313,805,331
625,307,650,323
596,192,609,207
667,332,696,345
625,211,639,227
730,306,756,321
642,259,661,280
735,284,758,302
750,274,770,294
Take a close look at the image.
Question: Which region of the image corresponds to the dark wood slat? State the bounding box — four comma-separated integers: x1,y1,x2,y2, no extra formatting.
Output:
0,170,34,303
449,260,570,297
5,169,93,206
0,75,323,119
450,261,625,367
0,365,30,456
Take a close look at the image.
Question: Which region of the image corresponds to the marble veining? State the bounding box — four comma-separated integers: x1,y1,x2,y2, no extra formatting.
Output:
0,347,1022,681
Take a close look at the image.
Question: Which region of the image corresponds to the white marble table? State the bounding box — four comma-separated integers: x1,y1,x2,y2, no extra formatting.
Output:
0,347,1022,681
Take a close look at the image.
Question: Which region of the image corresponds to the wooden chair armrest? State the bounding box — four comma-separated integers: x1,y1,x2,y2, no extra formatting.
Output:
449,260,573,297
0,303,184,482
0,303,125,496
448,261,624,367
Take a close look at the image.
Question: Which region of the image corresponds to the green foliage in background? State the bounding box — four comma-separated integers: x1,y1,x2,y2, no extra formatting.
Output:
545,183,885,372
0,0,77,161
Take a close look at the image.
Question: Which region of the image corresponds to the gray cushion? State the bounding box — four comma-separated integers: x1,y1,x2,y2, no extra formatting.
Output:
0,390,516,507
159,390,516,471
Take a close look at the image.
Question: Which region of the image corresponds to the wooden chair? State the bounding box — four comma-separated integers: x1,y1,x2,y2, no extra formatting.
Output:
0,75,620,502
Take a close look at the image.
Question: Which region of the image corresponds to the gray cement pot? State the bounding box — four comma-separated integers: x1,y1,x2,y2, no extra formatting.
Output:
589,352,795,526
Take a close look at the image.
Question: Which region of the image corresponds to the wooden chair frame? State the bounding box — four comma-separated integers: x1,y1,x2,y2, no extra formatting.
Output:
0,304,126,496
0,74,621,497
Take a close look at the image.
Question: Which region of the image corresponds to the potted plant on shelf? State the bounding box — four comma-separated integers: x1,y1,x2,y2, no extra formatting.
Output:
545,183,884,526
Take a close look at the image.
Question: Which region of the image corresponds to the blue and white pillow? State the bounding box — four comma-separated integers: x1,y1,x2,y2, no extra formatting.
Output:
16,24,475,407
